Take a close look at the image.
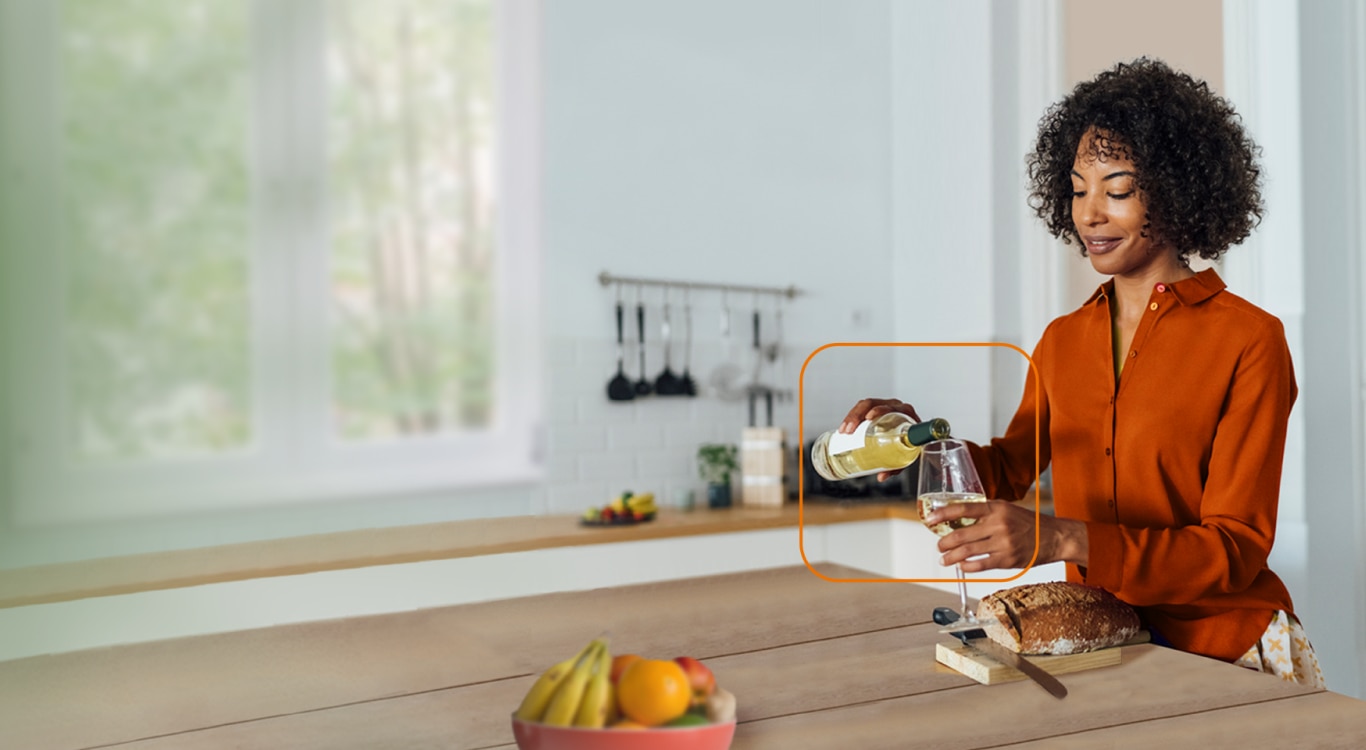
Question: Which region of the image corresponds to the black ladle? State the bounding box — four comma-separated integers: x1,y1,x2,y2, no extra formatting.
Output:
606,300,634,401
634,298,652,397
679,297,697,396
654,295,683,395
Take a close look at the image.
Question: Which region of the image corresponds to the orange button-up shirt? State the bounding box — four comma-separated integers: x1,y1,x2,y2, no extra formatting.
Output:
967,268,1296,662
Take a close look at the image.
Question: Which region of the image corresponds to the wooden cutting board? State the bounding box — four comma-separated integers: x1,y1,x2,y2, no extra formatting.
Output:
936,631,1151,685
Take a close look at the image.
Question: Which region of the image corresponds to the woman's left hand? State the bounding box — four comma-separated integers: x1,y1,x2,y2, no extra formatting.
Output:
923,500,1089,572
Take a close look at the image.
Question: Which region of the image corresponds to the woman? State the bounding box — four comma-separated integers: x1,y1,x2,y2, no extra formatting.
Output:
843,58,1323,685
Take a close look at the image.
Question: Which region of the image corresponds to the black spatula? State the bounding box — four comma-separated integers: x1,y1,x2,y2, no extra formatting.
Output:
607,300,634,401
634,300,652,397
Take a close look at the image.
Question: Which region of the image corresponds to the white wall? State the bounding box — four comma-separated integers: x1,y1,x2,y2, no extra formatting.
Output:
888,0,996,445
1220,0,1310,652
1297,0,1366,701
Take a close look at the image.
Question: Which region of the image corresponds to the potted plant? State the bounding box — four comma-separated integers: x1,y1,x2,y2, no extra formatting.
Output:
696,443,738,508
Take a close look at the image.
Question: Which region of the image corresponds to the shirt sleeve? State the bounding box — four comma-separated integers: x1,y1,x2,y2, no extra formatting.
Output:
966,340,1052,503
1082,316,1297,606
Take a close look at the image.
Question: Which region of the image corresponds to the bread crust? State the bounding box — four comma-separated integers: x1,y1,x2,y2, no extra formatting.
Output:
975,582,1141,655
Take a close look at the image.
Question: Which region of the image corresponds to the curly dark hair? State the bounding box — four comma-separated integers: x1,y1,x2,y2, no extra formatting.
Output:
1026,58,1263,264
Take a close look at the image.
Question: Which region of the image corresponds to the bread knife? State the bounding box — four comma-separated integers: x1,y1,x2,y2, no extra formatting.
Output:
937,616,1002,634
933,606,1068,699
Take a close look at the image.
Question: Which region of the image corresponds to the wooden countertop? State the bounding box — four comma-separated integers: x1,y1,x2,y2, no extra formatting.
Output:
3,498,1013,609
5,563,1362,749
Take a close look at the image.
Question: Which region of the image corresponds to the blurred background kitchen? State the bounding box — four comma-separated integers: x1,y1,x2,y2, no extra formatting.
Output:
1,0,1363,697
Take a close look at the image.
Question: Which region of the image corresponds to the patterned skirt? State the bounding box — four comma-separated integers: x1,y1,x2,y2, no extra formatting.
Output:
1233,610,1325,688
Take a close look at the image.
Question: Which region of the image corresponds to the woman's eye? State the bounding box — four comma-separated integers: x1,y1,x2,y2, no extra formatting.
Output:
1107,190,1134,199
1071,190,1085,198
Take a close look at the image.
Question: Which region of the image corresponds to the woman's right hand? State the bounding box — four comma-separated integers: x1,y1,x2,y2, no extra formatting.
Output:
838,398,921,433
838,398,922,482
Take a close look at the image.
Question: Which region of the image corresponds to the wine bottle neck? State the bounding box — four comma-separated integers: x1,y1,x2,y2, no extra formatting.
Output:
903,418,951,446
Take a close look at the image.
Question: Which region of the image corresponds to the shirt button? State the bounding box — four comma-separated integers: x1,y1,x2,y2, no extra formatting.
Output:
1156,283,1167,293
1149,302,1159,311
1129,350,1137,358
1105,447,1111,456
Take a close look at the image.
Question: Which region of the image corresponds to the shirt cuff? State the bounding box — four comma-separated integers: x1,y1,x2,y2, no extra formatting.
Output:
1082,521,1124,592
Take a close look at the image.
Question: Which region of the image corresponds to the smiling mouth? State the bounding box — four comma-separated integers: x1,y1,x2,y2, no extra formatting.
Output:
1085,237,1122,254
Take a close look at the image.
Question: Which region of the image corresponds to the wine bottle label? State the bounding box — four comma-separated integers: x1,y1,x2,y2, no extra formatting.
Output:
824,421,871,455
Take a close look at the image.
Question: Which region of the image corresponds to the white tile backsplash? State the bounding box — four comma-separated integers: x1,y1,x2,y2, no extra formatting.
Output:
633,448,691,481
547,424,609,454
606,422,665,451
542,335,894,514
576,452,632,482
545,479,612,511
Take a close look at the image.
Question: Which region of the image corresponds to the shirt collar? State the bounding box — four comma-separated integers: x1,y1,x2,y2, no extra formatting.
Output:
1084,267,1226,306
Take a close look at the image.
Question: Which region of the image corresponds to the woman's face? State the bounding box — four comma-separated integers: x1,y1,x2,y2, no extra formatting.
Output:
1070,129,1172,278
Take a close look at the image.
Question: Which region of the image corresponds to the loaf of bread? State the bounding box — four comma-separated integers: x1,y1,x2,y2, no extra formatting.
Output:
975,582,1141,655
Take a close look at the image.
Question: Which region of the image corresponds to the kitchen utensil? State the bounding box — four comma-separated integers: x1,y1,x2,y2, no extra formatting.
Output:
633,289,652,397
606,294,635,401
766,297,791,402
654,289,683,395
679,289,698,396
765,298,783,365
708,290,745,401
748,302,764,389
938,616,1003,634
933,607,1068,699
747,387,774,428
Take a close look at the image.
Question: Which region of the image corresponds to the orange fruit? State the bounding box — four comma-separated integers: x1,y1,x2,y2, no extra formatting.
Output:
610,653,642,684
616,658,691,726
611,718,648,730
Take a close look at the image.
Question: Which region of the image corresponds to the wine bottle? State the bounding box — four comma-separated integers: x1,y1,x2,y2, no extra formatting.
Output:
810,413,950,481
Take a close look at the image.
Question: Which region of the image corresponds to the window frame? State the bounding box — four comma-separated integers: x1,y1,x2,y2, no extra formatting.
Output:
0,0,543,526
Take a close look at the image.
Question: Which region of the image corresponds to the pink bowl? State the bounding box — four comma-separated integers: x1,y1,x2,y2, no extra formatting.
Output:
510,716,736,750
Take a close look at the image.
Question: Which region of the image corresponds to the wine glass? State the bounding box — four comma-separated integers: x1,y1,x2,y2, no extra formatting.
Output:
916,439,989,622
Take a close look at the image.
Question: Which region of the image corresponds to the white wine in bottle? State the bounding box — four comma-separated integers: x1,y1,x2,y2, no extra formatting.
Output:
810,413,951,481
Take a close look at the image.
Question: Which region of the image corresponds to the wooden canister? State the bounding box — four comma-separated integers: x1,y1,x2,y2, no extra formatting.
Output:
740,426,786,507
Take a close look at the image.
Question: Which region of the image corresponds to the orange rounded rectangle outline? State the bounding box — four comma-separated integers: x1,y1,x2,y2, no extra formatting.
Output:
797,341,1042,584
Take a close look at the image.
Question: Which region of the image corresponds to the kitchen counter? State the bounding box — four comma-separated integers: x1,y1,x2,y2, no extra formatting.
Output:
3,497,1058,609
5,562,1363,749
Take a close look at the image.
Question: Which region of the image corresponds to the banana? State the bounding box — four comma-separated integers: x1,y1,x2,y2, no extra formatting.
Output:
610,494,628,513
626,493,656,515
540,640,604,726
572,641,614,728
514,638,599,722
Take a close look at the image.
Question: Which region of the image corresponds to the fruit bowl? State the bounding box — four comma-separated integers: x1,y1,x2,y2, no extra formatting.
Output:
510,716,736,750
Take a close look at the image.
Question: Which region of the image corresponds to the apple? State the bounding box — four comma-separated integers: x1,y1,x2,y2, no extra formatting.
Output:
673,656,716,701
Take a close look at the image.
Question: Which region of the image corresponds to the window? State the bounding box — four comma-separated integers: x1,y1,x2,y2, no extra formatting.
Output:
0,0,542,524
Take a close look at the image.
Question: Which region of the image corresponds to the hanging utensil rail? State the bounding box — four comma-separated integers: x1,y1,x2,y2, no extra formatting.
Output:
597,271,801,300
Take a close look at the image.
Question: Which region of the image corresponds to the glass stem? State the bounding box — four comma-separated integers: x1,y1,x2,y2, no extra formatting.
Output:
956,564,973,622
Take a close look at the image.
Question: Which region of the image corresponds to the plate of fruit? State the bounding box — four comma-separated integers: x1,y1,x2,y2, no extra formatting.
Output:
580,491,658,526
512,637,737,750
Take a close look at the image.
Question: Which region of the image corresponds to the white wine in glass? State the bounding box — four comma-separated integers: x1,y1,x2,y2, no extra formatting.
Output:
918,492,989,537
916,440,987,622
